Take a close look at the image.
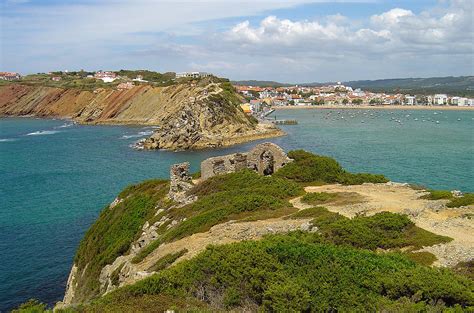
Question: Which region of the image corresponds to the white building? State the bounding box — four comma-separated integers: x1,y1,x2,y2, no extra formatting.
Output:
433,94,448,106
94,71,117,83
176,72,211,79
404,95,416,105
451,97,469,106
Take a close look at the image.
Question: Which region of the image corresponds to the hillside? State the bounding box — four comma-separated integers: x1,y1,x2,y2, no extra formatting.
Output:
0,79,283,150
233,76,474,96
14,146,473,312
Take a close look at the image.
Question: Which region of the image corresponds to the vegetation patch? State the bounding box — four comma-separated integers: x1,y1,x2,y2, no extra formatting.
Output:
454,261,474,281
89,235,474,312
275,150,388,185
315,211,452,250
131,170,303,264
447,193,474,208
403,251,438,266
301,191,365,206
421,190,474,207
421,189,453,200
72,179,169,302
147,249,188,272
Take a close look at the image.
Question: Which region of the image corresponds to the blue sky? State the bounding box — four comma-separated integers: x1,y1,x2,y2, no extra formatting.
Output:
1,0,472,82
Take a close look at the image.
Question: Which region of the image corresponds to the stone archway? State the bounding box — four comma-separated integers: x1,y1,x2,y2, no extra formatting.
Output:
247,142,292,175
260,150,275,175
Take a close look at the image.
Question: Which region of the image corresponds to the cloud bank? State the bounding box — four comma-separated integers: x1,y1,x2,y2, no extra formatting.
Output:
1,0,473,81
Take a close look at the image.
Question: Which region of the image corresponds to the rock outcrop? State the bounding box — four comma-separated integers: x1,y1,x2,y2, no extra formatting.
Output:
0,80,284,150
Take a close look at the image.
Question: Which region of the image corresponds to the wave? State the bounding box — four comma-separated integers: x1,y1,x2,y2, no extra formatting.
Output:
0,138,17,142
121,130,154,139
26,130,61,136
56,123,74,129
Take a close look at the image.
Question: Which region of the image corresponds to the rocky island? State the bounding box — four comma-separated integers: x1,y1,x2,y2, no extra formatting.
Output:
0,74,283,151
14,143,473,312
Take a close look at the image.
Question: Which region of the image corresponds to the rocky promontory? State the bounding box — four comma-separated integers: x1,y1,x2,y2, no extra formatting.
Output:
0,78,283,150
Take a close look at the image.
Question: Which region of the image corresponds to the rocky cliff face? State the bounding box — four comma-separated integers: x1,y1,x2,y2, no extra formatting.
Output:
0,80,283,150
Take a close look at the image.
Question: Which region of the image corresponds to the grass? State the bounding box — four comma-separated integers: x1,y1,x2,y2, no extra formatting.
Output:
131,170,304,264
421,190,474,207
72,179,169,302
275,150,389,185
82,235,474,312
403,251,438,266
454,261,474,281
301,191,365,206
147,249,188,272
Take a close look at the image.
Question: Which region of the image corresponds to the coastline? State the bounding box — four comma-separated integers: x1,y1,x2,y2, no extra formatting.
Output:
273,105,474,111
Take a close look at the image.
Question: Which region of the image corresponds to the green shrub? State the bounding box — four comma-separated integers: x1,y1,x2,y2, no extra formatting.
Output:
275,150,388,185
72,180,169,302
454,261,474,280
132,170,303,263
95,236,474,311
11,299,50,313
421,190,453,200
316,211,452,250
447,193,474,208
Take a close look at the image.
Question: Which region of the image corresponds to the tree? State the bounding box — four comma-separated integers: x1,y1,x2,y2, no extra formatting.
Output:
342,99,349,105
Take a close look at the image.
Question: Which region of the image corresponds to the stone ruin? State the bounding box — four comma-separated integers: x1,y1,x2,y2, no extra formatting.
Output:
168,143,292,203
168,162,196,205
201,142,292,180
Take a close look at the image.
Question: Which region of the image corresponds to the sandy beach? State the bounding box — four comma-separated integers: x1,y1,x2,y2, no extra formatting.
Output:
273,105,474,111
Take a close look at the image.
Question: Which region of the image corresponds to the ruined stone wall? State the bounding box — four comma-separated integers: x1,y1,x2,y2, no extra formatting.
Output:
201,153,248,180
200,142,292,180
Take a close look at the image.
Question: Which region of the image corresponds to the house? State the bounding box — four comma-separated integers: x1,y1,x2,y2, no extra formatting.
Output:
133,75,148,83
176,72,211,79
94,71,117,83
250,100,262,112
0,72,21,80
450,97,469,106
433,94,448,106
51,76,62,81
240,103,252,114
404,95,416,105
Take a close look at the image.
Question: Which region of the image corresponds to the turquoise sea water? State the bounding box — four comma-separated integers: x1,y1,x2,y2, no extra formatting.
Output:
0,108,473,311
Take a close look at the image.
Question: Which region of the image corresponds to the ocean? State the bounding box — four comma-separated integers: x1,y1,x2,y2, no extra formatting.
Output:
0,108,473,311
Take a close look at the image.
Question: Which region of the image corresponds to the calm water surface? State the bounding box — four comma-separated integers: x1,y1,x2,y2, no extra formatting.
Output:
0,108,473,311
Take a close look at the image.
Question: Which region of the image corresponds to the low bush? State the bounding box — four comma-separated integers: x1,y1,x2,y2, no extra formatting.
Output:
316,211,452,250
421,190,453,200
132,170,303,263
447,193,474,208
275,150,388,185
73,180,169,302
96,236,474,311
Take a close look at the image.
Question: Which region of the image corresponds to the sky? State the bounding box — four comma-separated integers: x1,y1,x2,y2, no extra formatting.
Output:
0,0,473,82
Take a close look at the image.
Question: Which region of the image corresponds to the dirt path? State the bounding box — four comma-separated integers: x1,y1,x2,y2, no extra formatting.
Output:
120,218,312,287
301,183,474,266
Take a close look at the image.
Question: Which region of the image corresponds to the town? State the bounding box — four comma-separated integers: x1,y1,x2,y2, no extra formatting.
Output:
1,71,473,113
235,82,474,115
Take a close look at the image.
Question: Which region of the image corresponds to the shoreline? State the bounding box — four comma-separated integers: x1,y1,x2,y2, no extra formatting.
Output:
273,105,474,111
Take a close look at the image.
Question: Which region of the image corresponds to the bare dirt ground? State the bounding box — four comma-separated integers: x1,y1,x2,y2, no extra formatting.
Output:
299,183,474,266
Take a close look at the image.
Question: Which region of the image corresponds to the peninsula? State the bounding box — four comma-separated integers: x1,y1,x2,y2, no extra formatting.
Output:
0,71,283,151
12,143,472,312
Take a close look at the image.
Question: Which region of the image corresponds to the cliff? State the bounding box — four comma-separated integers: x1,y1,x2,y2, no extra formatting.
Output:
0,80,283,150
45,147,474,312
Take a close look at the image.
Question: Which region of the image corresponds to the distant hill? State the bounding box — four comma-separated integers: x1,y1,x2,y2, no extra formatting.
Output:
232,76,474,96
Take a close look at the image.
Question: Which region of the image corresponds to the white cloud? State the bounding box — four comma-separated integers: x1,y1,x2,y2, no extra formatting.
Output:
224,1,473,58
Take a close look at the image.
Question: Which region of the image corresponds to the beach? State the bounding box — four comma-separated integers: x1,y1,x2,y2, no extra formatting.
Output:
273,105,474,111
